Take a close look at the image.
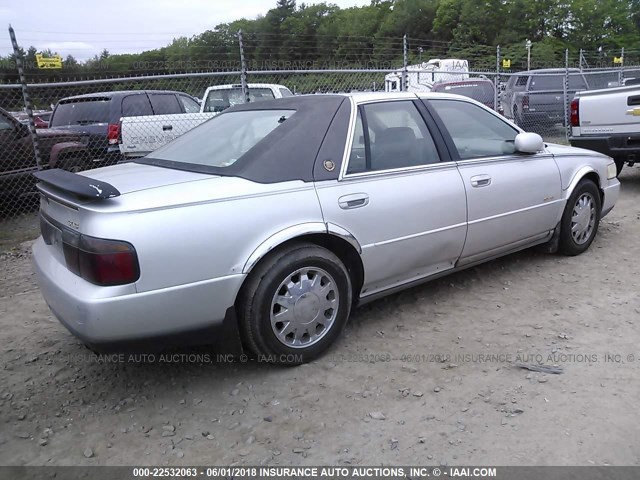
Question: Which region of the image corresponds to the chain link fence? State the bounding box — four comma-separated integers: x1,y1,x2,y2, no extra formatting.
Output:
2,29,639,224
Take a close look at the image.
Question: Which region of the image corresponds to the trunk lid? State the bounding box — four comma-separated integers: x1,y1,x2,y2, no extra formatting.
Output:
77,162,215,195
36,162,218,241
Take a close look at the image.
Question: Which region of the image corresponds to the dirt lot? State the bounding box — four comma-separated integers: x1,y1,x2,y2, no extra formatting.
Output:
1,169,639,467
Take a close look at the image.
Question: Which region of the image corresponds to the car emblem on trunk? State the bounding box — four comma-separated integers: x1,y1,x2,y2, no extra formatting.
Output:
323,160,335,171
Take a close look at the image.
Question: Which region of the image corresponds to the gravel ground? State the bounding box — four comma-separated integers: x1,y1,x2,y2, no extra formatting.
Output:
1,169,639,467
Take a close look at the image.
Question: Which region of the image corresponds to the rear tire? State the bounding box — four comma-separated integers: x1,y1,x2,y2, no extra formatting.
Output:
238,242,352,364
558,179,601,256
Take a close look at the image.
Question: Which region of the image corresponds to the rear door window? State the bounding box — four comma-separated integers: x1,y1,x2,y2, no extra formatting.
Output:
530,75,563,91
346,101,441,174
50,98,111,127
279,87,293,97
121,95,153,117
149,94,182,115
569,74,588,90
515,76,529,86
178,94,200,113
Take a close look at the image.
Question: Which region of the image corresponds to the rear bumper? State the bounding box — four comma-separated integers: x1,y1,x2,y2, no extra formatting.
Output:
570,135,640,160
32,237,245,352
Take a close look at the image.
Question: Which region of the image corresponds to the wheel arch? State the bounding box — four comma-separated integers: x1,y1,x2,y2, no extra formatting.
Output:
566,167,604,205
240,224,365,302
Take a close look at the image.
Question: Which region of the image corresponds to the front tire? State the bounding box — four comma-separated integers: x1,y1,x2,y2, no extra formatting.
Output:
238,242,352,364
558,179,601,256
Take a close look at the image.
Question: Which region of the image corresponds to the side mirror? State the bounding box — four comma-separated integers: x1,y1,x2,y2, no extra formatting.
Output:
514,132,544,154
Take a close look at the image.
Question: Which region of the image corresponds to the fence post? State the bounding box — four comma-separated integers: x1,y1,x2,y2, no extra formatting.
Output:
403,34,408,92
618,47,625,86
495,45,500,114
579,48,583,70
564,49,570,142
8,25,43,170
237,29,250,104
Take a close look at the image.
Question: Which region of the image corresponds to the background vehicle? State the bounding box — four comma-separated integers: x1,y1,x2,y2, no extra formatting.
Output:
0,106,89,203
50,90,200,163
33,93,619,363
431,78,496,109
200,83,294,113
502,68,589,130
385,59,469,92
570,84,640,175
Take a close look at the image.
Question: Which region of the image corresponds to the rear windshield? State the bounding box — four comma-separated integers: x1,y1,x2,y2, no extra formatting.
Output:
50,97,111,126
530,74,587,91
433,82,494,104
147,109,295,168
202,88,275,112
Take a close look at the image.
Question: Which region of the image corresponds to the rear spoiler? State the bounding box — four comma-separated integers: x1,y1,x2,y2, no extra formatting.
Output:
33,169,120,199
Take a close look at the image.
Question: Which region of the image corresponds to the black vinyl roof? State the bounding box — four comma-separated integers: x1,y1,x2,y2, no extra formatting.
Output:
139,95,350,183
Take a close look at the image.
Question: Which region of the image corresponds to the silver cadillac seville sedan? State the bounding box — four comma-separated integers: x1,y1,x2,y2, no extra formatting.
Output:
32,92,620,362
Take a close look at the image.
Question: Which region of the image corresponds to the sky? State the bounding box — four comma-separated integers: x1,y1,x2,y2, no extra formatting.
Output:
0,0,370,60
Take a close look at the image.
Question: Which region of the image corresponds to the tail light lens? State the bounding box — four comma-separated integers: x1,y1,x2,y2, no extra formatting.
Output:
107,123,120,145
522,95,529,111
42,215,139,286
570,98,580,127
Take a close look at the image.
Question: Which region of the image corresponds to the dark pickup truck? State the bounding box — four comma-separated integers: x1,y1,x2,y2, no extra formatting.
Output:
502,68,589,130
0,107,90,205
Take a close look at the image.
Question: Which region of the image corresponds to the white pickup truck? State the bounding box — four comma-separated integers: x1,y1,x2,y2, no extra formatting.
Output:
119,84,293,158
569,84,640,175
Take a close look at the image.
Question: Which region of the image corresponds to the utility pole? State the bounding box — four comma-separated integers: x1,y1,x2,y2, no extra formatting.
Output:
526,39,532,71
238,30,250,104
8,25,42,170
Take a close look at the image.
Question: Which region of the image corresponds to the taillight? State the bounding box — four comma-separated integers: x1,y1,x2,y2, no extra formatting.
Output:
79,236,139,286
522,95,529,111
41,214,139,287
107,123,120,145
69,236,139,286
570,98,580,127
62,232,140,287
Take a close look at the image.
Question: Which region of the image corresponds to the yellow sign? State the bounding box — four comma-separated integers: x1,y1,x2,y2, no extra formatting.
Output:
613,56,623,65
626,108,640,116
502,59,511,68
35,54,62,69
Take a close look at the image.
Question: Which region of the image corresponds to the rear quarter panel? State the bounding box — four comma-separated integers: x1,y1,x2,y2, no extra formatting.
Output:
78,178,324,293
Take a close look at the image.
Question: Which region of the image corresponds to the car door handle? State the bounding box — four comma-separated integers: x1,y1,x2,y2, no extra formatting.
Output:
338,193,369,210
470,175,492,188
162,125,173,131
